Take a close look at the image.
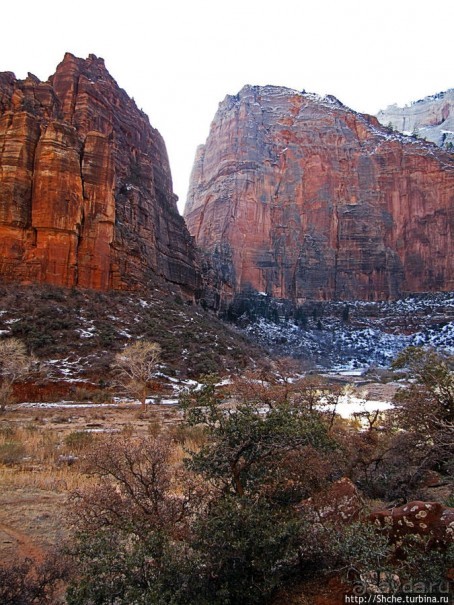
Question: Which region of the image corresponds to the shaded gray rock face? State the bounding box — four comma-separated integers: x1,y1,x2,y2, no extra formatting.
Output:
376,90,454,150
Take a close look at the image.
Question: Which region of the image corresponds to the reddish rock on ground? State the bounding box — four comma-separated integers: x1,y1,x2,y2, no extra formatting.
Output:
298,477,364,524
184,85,454,303
370,500,454,546
0,53,199,294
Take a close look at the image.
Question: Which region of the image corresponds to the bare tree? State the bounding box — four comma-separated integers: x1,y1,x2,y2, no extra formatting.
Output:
113,340,161,410
71,434,199,540
0,550,72,605
0,338,37,412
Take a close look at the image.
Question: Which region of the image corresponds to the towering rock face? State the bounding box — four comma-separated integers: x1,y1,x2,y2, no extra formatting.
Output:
376,89,454,151
184,86,454,303
0,53,199,293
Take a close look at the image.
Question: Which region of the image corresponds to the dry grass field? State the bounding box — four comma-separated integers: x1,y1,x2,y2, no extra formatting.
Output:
0,400,189,565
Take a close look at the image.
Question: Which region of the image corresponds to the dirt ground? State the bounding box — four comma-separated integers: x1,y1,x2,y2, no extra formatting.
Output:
0,487,65,564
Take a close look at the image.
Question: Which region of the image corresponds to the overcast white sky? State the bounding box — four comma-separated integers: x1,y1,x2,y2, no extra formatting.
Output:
1,0,452,211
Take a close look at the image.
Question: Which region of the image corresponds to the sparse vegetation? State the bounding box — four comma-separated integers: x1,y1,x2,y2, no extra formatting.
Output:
0,280,452,605
0,285,257,382
63,357,454,604
63,431,95,453
0,440,26,465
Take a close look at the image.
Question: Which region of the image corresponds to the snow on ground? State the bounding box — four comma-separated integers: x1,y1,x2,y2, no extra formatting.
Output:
242,292,454,370
15,401,126,409
322,394,393,420
12,389,394,427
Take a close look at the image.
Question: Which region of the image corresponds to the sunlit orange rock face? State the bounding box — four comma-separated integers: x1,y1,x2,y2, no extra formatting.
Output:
184,86,454,303
0,53,198,293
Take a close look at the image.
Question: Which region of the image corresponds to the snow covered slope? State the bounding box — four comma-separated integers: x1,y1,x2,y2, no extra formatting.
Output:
241,292,454,370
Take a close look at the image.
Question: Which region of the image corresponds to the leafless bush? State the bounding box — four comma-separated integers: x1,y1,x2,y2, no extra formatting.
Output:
0,551,72,605
70,433,204,541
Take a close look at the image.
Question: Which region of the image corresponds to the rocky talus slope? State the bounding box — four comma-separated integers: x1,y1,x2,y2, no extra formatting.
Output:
185,86,454,305
0,53,199,293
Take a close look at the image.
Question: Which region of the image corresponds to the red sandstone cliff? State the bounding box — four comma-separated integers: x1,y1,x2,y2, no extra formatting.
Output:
0,53,199,293
184,86,454,302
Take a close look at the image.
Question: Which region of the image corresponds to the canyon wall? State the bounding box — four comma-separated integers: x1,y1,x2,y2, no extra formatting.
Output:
185,86,454,303
0,53,199,293
377,89,454,150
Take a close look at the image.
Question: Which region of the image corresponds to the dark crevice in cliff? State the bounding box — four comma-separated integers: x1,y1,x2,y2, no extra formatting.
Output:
29,124,44,230
66,72,80,127
74,208,85,287
79,137,86,200
333,204,340,300
195,201,207,243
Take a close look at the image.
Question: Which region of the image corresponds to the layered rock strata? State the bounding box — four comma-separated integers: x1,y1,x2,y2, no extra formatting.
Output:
0,53,199,293
377,89,454,150
185,86,454,303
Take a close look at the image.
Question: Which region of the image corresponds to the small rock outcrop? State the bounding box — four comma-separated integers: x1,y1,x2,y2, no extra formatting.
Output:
377,89,454,150
298,477,364,524
184,86,454,304
0,53,199,293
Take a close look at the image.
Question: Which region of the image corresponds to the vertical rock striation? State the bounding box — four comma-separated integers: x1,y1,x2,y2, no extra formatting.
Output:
184,86,454,303
0,53,199,293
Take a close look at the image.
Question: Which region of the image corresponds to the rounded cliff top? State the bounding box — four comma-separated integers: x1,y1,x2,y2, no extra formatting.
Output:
220,84,345,111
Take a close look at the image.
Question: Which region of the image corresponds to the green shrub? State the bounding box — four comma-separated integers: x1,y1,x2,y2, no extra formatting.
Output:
0,440,26,465
0,424,16,438
399,536,454,587
64,431,94,452
443,493,454,508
